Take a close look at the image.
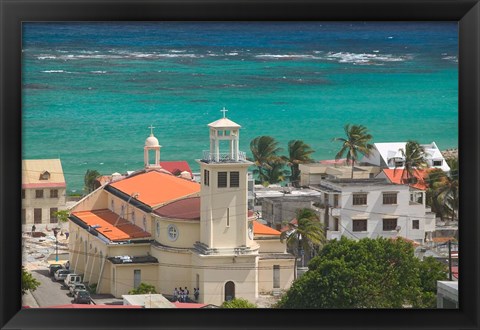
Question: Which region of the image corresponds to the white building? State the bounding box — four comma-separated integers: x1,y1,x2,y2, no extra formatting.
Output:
22,159,67,230
361,142,450,172
437,281,458,308
310,178,436,244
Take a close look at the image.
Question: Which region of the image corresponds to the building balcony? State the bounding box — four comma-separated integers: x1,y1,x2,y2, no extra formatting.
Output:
201,150,247,163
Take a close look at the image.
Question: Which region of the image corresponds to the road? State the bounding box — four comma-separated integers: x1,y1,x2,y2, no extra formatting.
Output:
30,267,74,307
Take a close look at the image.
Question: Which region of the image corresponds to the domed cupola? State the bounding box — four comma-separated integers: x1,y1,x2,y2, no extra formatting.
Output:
144,125,162,169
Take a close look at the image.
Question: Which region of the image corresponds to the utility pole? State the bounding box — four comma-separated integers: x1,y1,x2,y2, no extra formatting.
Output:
53,228,59,262
448,240,452,281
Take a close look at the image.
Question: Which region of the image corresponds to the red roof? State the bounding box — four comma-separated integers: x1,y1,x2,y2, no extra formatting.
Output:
280,218,297,233
71,209,151,241
160,161,193,176
173,302,208,308
110,170,200,207
44,304,143,309
382,169,430,190
22,182,66,188
253,221,281,236
154,197,200,220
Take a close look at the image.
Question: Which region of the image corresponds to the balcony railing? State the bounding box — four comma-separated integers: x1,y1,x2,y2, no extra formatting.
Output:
202,150,247,163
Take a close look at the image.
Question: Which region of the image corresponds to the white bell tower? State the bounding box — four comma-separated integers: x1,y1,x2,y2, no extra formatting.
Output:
144,125,162,169
195,108,257,253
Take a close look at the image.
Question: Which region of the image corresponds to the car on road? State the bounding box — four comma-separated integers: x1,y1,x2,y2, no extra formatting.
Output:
54,269,71,281
73,290,91,304
69,283,87,296
63,274,82,288
48,263,64,276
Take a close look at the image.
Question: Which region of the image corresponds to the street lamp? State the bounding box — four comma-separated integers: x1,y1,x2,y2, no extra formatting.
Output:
53,228,59,262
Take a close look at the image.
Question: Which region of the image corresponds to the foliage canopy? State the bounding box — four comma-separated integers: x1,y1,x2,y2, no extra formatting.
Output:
277,237,447,308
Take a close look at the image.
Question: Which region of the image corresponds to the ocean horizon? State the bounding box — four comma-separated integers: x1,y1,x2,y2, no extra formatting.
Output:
22,22,458,193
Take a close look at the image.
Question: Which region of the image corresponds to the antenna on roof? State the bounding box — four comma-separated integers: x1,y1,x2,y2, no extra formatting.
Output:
114,192,140,227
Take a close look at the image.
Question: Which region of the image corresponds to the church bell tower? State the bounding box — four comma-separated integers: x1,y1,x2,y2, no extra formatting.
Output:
196,108,256,252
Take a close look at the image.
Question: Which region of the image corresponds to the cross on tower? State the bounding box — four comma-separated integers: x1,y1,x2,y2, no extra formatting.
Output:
221,107,228,118
148,125,155,136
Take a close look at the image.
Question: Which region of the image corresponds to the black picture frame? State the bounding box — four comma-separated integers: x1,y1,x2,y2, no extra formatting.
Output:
1,0,479,329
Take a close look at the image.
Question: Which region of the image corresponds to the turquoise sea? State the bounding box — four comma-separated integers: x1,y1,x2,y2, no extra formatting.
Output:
22,22,458,193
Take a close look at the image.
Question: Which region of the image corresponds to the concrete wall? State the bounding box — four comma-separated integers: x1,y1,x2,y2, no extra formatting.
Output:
256,238,287,254
22,187,67,226
110,263,158,298
150,245,193,296
191,253,258,306
70,188,107,212
154,217,200,249
257,258,295,294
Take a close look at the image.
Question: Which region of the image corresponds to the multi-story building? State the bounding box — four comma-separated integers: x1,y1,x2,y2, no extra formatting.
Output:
22,159,67,229
310,178,436,244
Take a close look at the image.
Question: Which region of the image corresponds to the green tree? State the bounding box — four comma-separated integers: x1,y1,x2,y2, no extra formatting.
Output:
250,136,283,184
128,283,157,295
84,169,101,194
276,237,447,309
416,257,448,307
263,158,288,185
221,298,257,308
394,141,428,185
21,266,41,295
53,209,70,233
333,124,374,178
282,140,315,187
280,208,325,267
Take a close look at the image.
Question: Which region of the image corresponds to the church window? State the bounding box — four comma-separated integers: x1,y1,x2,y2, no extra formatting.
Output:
156,221,160,237
143,216,147,231
218,172,227,188
273,265,280,288
226,208,230,227
167,224,178,241
50,189,58,198
35,190,44,198
121,204,125,218
230,172,239,187
111,200,114,211
204,170,209,186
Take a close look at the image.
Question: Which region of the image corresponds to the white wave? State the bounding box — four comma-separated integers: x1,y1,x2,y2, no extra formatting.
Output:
37,55,57,60
91,71,107,74
325,52,407,65
255,54,321,60
442,56,458,63
169,49,187,53
41,70,65,73
225,52,239,56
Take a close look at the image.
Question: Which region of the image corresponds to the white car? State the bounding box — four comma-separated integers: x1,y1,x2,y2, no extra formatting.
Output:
69,283,87,296
54,269,71,281
63,274,82,288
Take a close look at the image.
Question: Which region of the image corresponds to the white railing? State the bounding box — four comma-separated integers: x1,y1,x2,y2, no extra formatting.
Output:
202,150,247,162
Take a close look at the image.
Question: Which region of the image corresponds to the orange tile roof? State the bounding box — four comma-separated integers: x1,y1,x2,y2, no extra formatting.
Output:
432,237,456,243
72,209,151,241
382,169,430,190
253,221,281,236
110,171,200,207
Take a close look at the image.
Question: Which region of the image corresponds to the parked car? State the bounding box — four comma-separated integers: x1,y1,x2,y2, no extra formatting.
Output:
54,269,71,281
69,283,87,296
73,290,91,304
63,274,82,288
48,264,64,276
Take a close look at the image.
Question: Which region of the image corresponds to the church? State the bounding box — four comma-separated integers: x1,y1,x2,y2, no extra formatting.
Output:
68,111,295,306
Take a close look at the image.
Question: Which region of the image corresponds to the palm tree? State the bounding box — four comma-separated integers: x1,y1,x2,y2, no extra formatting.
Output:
280,208,325,267
282,140,315,187
333,124,374,178
84,169,101,194
394,140,428,185
263,158,288,185
432,158,459,224
250,136,283,184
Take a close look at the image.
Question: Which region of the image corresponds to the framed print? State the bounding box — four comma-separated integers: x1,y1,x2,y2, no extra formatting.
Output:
1,0,479,330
